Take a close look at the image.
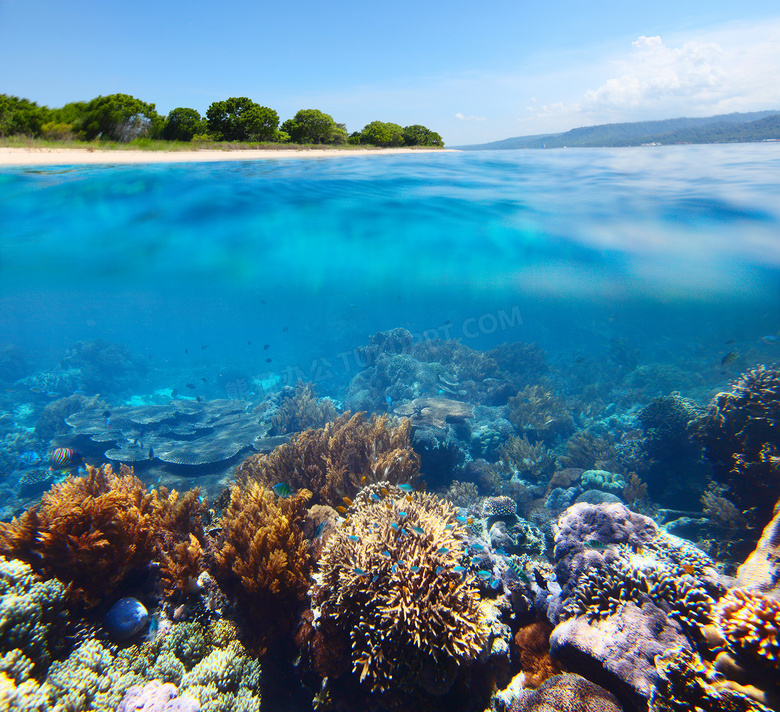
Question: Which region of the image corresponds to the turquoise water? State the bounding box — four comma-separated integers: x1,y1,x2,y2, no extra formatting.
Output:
1,145,779,400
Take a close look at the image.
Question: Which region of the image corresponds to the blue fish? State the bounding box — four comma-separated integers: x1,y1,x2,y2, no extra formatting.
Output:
391,564,398,574
354,567,367,576
436,566,443,575
348,535,360,543
18,451,41,467
314,521,328,539
490,577,502,590
104,597,149,640
397,511,408,518
272,482,292,498
436,547,450,555
444,524,455,531
386,395,393,406
398,484,414,493
409,566,420,573
370,493,381,502
452,565,467,574
380,551,392,559
456,516,467,523
470,543,484,551
476,570,491,580
410,526,425,536
390,522,399,532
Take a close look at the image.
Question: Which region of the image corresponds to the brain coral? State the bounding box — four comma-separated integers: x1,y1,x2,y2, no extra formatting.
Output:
309,487,489,697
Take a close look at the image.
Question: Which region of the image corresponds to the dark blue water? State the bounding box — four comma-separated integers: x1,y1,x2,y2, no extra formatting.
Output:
1,145,778,401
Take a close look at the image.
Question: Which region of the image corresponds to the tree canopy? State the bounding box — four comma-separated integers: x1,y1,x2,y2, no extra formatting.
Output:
402,124,444,147
282,109,346,144
162,107,203,141
79,94,161,141
206,97,279,142
0,95,49,137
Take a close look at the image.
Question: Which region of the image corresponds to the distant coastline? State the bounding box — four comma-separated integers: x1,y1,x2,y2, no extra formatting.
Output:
0,145,451,167
455,110,780,150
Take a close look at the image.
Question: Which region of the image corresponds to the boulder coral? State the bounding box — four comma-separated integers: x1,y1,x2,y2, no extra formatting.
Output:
233,411,421,509
308,487,490,701
0,463,206,608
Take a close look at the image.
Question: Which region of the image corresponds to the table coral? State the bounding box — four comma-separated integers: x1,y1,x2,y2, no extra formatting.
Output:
309,488,489,699
233,411,421,509
0,463,206,607
209,482,312,650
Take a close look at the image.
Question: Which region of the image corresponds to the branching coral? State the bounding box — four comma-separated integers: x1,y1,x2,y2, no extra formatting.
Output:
499,435,555,483
701,482,746,530
695,365,780,529
309,488,489,697
507,386,573,444
233,411,421,509
558,432,618,471
0,464,206,608
267,381,338,436
715,589,780,670
209,482,312,650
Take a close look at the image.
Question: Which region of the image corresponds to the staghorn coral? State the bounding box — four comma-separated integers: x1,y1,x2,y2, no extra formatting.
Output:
233,411,421,509
309,488,489,699
715,589,780,670
507,386,574,445
209,482,312,650
0,463,206,608
695,365,780,530
500,434,556,483
651,646,772,712
266,381,338,436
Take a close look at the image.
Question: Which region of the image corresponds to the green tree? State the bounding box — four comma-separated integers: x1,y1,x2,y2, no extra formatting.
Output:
206,97,278,142
0,94,50,137
286,109,344,144
79,94,161,141
360,121,405,147
403,124,444,147
162,107,203,141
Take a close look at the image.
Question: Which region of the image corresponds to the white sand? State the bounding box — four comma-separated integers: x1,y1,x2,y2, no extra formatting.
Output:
0,146,451,166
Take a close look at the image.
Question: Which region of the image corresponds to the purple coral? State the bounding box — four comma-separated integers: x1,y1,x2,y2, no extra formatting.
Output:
116,680,200,712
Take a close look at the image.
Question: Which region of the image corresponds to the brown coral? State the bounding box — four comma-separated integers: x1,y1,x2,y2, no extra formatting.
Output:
716,589,780,670
701,482,746,530
513,619,563,689
499,435,555,483
267,381,338,435
0,463,206,608
558,431,618,471
209,482,313,651
234,411,421,509
309,488,489,696
507,386,574,444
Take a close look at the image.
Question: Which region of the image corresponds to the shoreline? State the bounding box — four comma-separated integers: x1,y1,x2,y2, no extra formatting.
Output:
0,146,453,167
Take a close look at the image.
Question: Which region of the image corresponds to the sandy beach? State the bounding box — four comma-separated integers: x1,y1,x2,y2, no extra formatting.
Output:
0,146,451,166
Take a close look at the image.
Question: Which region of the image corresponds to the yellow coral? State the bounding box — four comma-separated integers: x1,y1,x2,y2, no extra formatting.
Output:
311,487,489,693
716,588,780,669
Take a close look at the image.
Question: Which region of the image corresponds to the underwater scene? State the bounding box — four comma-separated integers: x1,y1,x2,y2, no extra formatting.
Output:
1,144,779,712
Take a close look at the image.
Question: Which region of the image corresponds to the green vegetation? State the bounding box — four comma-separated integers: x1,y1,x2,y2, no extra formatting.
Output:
0,92,445,150
457,111,780,150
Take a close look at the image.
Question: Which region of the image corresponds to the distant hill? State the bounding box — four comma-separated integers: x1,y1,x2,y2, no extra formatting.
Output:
455,111,780,150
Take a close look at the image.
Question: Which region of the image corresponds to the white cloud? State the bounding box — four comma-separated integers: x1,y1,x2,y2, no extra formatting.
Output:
455,112,486,121
531,23,780,126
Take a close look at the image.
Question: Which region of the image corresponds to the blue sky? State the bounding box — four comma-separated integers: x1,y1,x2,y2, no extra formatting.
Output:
1,0,779,144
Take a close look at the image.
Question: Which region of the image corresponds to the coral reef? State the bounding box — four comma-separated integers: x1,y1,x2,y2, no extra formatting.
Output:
264,381,338,436
695,365,780,530
512,619,563,689
65,399,263,470
233,411,421,509
507,386,574,445
715,589,780,670
558,432,617,471
0,463,206,607
509,673,624,712
209,482,312,650
500,435,556,484
580,470,625,495
307,487,490,703
0,556,69,675
116,680,200,712
442,479,480,508
701,481,747,530
393,396,474,430
35,392,108,441
736,497,780,594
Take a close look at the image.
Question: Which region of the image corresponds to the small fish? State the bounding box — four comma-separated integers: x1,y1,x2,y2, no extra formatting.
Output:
336,506,348,515
282,326,289,332
380,550,392,559
360,476,366,484
471,556,482,566
184,349,189,354
405,494,413,503
272,482,292,498
436,566,443,575
196,396,204,402
760,335,779,345
467,517,474,525
200,345,208,350
391,564,398,574
724,339,736,345
470,543,484,551
372,575,379,583
509,560,530,584
343,496,353,507
148,446,154,460
490,577,502,590
18,451,41,466
186,383,196,389
398,484,414,493
171,389,179,398
455,516,466,523
680,563,696,576
265,358,272,363
46,391,59,398
436,547,450,555
397,511,408,518
452,565,467,574
248,340,252,346
29,387,45,393
380,487,390,497
409,526,425,536
201,377,207,382
386,395,392,406
721,351,738,367
370,493,381,502
584,540,611,551
49,447,79,468
314,521,328,539
533,569,548,590
264,344,270,350
353,567,367,576
348,535,360,543
444,524,455,531
72,389,86,395
390,522,399,532
409,566,420,573
476,570,491,580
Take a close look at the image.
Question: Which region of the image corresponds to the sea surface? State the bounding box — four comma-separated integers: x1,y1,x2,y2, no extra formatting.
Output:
2,145,779,394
